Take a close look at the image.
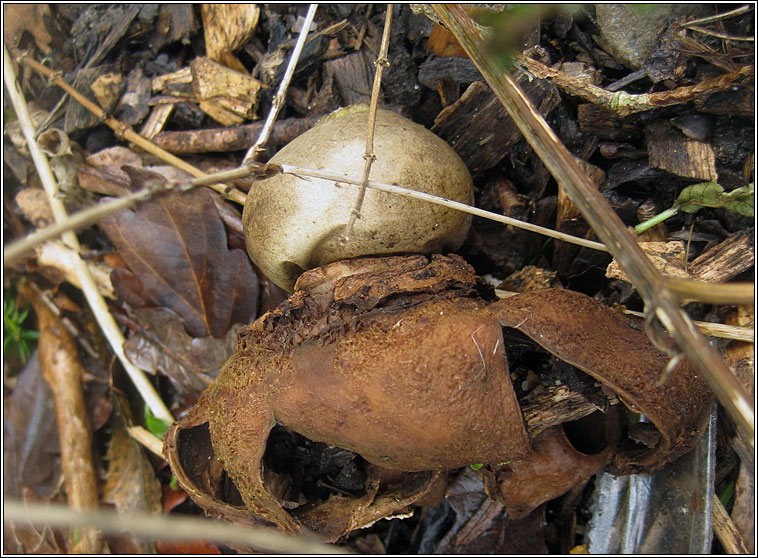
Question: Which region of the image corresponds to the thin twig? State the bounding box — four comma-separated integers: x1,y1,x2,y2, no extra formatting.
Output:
3,44,174,425
3,164,271,266
686,25,754,42
15,50,247,205
433,4,754,445
517,54,753,117
127,426,166,459
622,310,754,343
243,4,318,163
3,158,607,264
279,163,610,252
21,281,103,553
343,4,393,241
682,5,753,28
3,501,346,555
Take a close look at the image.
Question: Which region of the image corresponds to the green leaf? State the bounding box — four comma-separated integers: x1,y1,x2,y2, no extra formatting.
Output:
144,405,171,439
675,182,754,217
469,463,484,470
719,479,736,511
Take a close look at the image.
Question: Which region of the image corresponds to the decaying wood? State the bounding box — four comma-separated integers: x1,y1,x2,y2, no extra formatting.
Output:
521,384,618,439
431,78,560,173
190,57,262,126
324,50,376,105
731,457,755,554
689,227,755,282
201,4,260,74
451,498,504,546
418,56,482,90
577,103,641,140
712,494,749,554
152,116,317,153
606,241,691,282
645,120,718,181
21,282,103,553
139,104,175,140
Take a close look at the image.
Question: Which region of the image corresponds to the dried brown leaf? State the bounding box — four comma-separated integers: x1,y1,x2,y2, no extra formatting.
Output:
124,307,240,398
100,188,259,337
3,354,62,501
103,428,162,513
102,426,161,554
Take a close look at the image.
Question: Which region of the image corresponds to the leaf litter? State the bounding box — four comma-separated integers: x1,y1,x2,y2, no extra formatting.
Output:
2,3,753,554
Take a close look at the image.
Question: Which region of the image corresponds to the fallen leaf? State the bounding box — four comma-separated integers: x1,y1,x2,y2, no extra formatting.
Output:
202,4,259,73
3,4,53,53
3,353,62,501
103,427,161,554
124,307,241,398
100,188,259,338
103,428,162,513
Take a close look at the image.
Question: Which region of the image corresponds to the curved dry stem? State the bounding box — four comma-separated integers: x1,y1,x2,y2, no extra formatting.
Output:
4,501,345,554
3,43,174,425
281,163,609,252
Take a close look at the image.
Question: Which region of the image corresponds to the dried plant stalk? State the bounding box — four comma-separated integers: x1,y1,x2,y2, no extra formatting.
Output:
432,4,753,443
4,501,342,554
3,44,174,425
344,4,394,238
3,164,269,266
3,160,605,266
243,4,318,162
21,281,103,553
517,55,753,117
279,163,608,251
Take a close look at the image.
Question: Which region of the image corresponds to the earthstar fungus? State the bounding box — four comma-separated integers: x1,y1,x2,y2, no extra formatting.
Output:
164,254,714,538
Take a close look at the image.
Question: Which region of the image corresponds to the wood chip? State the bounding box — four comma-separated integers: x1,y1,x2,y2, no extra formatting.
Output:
431,77,560,173
646,120,718,181
689,227,755,282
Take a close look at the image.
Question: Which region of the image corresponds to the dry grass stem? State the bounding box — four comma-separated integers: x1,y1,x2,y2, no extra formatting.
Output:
127,426,167,459
622,310,754,343
3,501,347,554
243,4,319,163
3,44,174,425
279,163,610,252
665,279,755,305
433,5,754,445
685,26,754,42
712,494,749,554
344,4,394,239
682,5,753,28
4,163,270,266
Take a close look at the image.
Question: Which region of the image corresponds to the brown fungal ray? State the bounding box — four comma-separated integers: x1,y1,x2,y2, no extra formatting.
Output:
488,288,715,474
486,411,619,519
165,254,529,534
